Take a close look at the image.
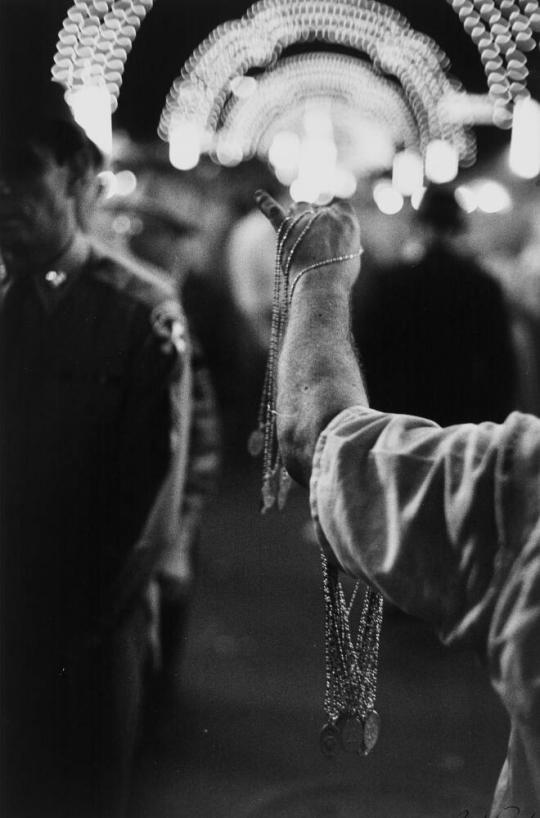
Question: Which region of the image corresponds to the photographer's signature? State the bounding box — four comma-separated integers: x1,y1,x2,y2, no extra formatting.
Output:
458,808,536,818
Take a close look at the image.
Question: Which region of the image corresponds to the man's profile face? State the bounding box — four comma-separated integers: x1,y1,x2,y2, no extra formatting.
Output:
0,140,75,263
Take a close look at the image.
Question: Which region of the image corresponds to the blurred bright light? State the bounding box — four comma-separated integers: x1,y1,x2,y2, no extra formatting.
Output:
97,170,117,200
410,185,426,210
115,170,137,197
392,150,424,196
290,177,320,203
230,75,257,98
373,180,404,215
333,167,357,199
67,85,112,156
288,103,342,204
438,92,495,126
454,185,477,213
474,180,512,213
169,121,201,170
111,214,132,235
509,97,540,179
425,139,459,183
216,140,243,166
268,131,301,182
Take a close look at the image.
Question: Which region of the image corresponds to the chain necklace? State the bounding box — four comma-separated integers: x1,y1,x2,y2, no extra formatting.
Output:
320,554,383,758
249,206,383,758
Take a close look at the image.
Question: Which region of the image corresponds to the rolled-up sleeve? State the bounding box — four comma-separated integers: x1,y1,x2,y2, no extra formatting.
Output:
310,407,540,644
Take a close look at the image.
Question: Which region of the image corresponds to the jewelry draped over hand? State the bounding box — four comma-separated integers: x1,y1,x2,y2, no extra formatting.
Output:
248,206,362,512
249,203,383,759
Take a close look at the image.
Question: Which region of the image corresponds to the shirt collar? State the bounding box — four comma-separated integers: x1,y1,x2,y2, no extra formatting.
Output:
32,231,92,311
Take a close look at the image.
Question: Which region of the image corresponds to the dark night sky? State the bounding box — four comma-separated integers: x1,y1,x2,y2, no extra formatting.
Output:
0,0,525,157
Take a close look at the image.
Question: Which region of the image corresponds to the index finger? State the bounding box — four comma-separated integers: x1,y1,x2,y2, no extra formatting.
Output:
254,189,286,231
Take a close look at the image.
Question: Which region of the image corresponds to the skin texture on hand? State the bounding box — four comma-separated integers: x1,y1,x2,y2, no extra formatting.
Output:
255,190,368,486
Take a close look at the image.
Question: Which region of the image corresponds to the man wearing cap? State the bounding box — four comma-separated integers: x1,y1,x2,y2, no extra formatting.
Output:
256,189,540,814
0,81,189,817
352,183,516,426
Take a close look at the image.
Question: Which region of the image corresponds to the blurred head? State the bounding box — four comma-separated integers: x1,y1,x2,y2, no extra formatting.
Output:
0,81,103,271
416,184,466,238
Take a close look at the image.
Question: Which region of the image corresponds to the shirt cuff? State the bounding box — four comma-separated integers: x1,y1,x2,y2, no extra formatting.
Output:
310,405,373,566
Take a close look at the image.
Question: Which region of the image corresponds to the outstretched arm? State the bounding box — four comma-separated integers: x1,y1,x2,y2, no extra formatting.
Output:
255,191,368,486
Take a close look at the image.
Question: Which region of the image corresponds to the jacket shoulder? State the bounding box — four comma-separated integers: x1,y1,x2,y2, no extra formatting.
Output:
88,242,178,310
87,242,188,357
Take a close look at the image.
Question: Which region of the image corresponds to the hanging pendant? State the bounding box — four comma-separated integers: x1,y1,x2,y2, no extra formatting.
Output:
247,427,264,457
260,475,276,513
277,466,292,510
319,722,340,758
362,709,381,755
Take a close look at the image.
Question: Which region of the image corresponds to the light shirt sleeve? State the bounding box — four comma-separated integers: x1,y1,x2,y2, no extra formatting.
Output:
310,406,540,644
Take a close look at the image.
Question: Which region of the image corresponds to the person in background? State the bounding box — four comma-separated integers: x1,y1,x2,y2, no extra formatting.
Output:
0,81,189,818
352,184,517,426
256,189,540,814
90,142,222,684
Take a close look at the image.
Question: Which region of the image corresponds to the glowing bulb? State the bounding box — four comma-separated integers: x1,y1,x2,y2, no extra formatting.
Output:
169,121,201,170
332,167,357,199
97,170,117,199
410,185,426,210
216,141,243,166
290,177,319,203
454,185,478,213
268,131,301,180
115,170,137,197
230,76,257,98
66,85,113,155
392,150,424,196
509,97,540,179
474,179,512,213
425,140,459,183
373,180,404,215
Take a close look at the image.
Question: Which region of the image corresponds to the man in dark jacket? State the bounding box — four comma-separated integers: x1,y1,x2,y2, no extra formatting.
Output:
352,185,516,426
0,81,188,818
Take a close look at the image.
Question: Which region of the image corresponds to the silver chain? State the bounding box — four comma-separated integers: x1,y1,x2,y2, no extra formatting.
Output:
249,206,383,758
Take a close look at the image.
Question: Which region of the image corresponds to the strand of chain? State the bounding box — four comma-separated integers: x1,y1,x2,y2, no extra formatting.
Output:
251,209,322,512
322,554,383,725
247,205,384,756
288,251,363,306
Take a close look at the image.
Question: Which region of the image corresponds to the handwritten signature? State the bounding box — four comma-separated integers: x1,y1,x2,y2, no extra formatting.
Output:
458,808,536,818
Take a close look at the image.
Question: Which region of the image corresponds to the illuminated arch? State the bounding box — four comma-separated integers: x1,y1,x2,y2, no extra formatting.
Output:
159,0,476,170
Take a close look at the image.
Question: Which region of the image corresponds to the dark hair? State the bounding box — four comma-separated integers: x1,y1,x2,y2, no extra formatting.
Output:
33,119,104,171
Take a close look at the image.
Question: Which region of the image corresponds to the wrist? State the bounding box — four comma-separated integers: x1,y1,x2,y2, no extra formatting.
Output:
289,252,361,305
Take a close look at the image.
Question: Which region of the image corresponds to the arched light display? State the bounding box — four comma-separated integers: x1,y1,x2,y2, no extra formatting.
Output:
159,0,477,175
51,0,155,152
447,0,540,127
216,53,421,170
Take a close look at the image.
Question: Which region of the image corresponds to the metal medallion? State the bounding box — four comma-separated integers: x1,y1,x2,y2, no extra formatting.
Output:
247,428,264,457
319,722,340,759
362,709,381,755
277,467,292,510
338,715,364,755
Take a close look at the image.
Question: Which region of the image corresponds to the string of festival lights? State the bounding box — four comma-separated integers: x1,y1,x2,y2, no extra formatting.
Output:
446,0,540,127
50,0,540,182
217,53,420,164
158,0,477,173
51,0,155,152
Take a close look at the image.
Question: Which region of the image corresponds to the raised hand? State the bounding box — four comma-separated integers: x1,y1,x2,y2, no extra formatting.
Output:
254,189,362,288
